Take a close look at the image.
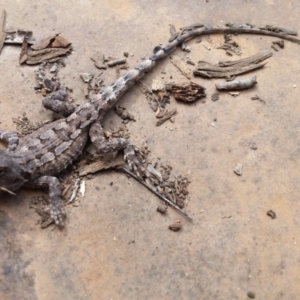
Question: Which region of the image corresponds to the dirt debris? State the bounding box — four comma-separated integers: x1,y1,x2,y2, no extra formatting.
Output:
194,51,271,78
157,204,168,214
267,210,276,219
211,92,220,101
12,113,50,137
234,163,243,176
169,220,181,231
165,82,206,102
0,9,6,54
170,55,192,79
218,34,241,56
24,34,72,65
216,76,257,90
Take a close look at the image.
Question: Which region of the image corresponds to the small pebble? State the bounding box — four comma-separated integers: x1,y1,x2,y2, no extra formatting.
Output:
169,220,181,231
267,210,276,219
247,291,255,299
157,204,168,214
234,163,243,176
50,64,58,73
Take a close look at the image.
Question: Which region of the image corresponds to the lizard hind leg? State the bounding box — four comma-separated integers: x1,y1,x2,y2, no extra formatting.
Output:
30,176,66,227
89,122,146,177
37,63,75,117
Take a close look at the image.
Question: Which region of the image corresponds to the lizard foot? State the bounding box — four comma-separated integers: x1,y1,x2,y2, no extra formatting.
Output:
124,145,146,178
50,197,66,228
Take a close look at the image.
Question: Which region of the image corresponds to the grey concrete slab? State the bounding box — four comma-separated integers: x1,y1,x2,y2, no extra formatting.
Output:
1,1,300,299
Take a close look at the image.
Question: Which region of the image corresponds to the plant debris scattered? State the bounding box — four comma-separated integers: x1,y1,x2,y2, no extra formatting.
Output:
12,113,50,137
218,34,241,56
170,55,192,79
211,92,220,101
194,51,272,78
157,204,168,214
271,39,285,51
234,163,243,176
216,76,257,90
169,220,181,231
156,108,177,126
259,25,297,36
251,95,266,104
0,9,6,54
165,82,206,102
23,33,72,65
267,210,276,219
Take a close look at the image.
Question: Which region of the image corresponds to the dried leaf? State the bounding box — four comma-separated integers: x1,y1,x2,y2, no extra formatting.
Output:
31,34,58,50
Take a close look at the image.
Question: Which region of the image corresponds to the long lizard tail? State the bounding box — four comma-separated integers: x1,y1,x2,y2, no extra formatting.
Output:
95,25,300,115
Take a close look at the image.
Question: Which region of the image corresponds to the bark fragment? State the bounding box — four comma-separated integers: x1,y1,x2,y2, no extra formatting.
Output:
194,51,272,78
165,82,206,102
216,76,257,90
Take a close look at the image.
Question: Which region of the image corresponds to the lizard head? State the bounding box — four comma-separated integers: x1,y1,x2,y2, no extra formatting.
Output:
0,150,26,194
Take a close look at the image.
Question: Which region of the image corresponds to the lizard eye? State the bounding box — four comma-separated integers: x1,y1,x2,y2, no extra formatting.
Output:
0,169,5,176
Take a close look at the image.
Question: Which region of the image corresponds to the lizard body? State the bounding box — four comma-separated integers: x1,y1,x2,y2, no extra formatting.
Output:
1,25,300,227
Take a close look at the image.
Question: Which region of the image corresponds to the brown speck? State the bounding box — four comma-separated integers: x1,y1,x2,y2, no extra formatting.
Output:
169,220,181,231
157,204,167,214
267,210,276,219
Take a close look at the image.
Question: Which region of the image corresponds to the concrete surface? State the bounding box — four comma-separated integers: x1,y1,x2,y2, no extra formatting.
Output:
1,1,300,299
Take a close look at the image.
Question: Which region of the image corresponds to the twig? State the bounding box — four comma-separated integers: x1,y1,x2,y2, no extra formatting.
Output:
176,26,300,46
117,165,193,221
67,178,80,204
0,9,6,53
156,108,177,126
139,80,162,110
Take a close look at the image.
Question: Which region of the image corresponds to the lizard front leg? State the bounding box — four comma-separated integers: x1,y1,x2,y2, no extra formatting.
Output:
0,129,19,151
29,176,66,227
89,122,145,177
37,64,75,117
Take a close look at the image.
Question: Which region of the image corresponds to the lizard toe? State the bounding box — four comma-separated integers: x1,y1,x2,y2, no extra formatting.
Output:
51,206,66,228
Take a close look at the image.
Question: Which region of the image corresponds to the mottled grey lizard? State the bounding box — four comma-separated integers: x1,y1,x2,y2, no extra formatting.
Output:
1,25,300,227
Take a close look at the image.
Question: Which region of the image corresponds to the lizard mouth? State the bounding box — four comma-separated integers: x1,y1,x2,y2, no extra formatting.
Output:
0,186,16,195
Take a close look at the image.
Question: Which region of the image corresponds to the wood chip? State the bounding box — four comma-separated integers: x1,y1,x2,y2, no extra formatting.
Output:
216,76,257,90
5,30,33,45
51,35,71,48
170,55,191,79
169,220,181,231
156,108,177,126
78,156,124,176
165,82,206,102
152,79,164,91
0,9,6,54
26,46,72,64
194,51,271,78
31,34,58,50
234,163,243,176
68,179,80,204
107,58,126,67
211,92,219,101
31,34,71,50
19,32,30,64
79,180,86,197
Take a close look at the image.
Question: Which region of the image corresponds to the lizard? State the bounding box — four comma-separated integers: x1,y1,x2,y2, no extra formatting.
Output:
1,24,300,227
